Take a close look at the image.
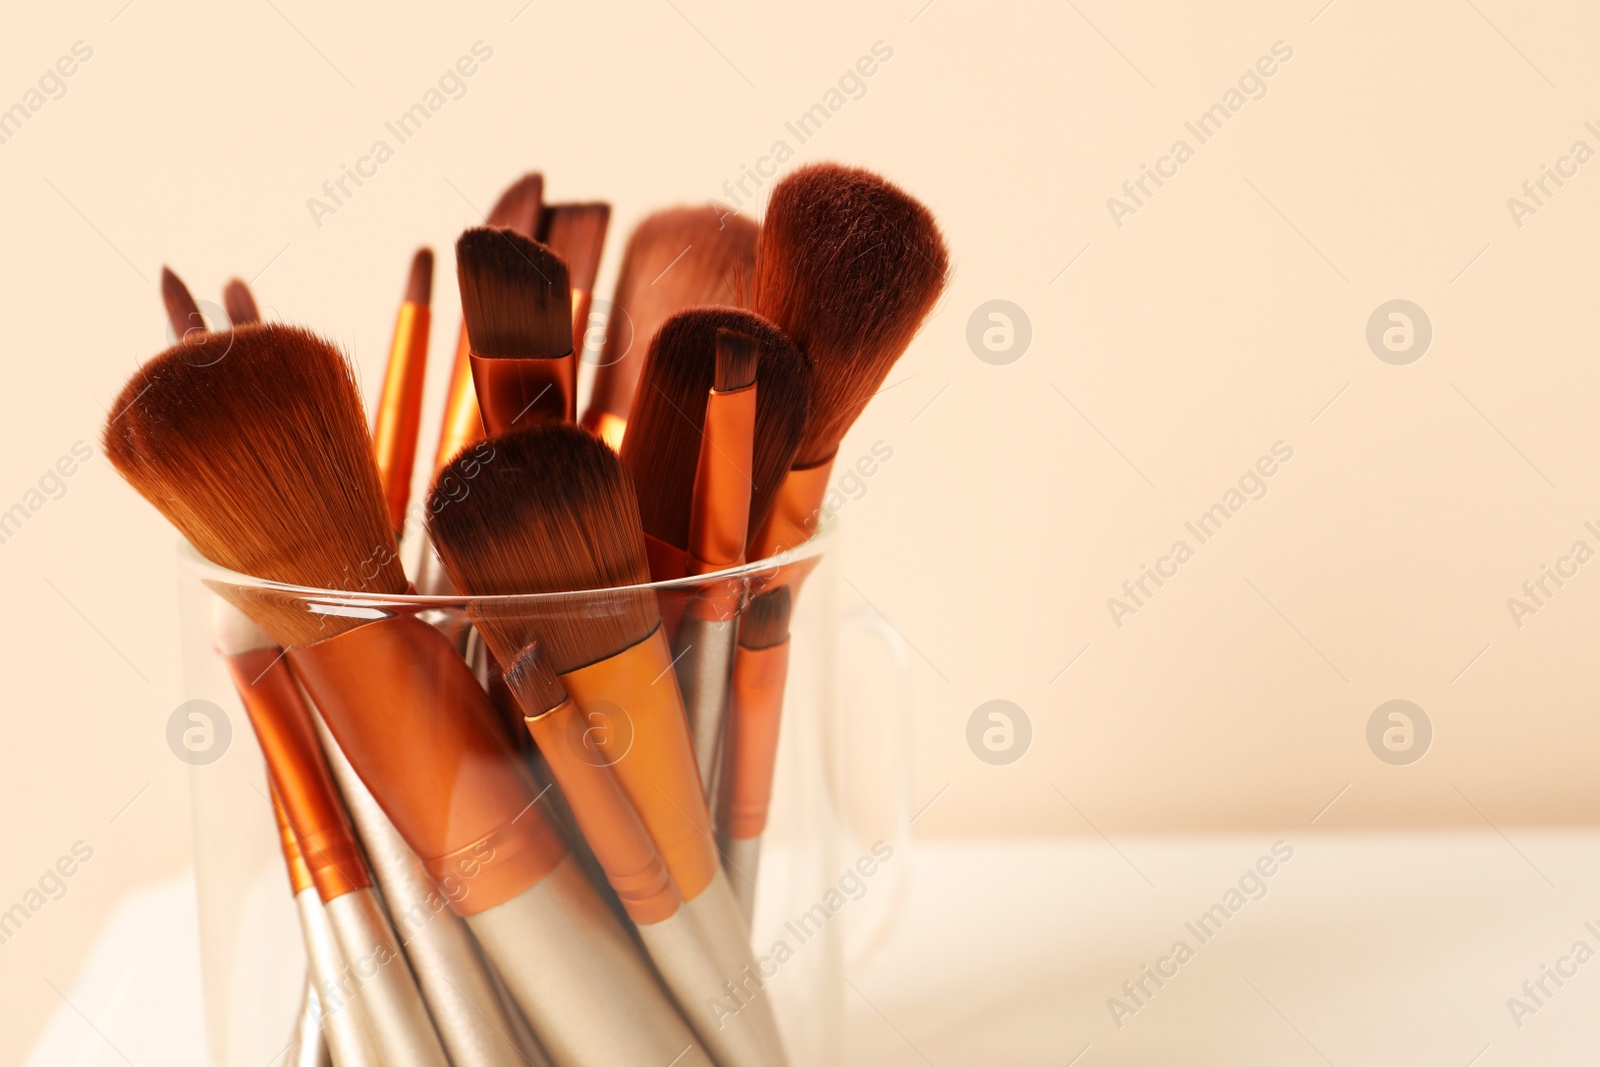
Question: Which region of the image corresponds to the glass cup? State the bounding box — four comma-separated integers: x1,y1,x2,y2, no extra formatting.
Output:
176,518,911,1067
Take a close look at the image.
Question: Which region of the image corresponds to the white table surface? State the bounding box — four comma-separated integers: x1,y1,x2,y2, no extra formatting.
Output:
32,832,1600,1066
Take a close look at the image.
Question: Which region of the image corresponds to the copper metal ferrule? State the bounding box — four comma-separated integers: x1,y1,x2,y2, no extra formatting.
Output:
747,455,836,562
373,300,431,532
558,626,719,902
288,614,569,916
433,326,484,472
270,778,316,896
718,638,791,841
470,350,576,433
227,648,370,901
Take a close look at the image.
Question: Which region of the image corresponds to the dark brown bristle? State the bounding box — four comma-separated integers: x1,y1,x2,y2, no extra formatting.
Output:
456,228,572,360
406,248,434,306
715,328,760,393
223,279,261,325
160,266,205,340
503,643,569,719
753,163,948,466
539,203,611,292
620,308,810,551
486,172,544,236
426,424,656,673
589,207,758,420
739,587,792,650
103,324,402,646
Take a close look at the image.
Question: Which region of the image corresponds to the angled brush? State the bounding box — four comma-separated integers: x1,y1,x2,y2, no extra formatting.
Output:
539,201,611,403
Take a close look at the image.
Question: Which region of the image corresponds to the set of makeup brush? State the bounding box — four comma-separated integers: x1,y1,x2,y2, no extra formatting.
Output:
109,162,947,1067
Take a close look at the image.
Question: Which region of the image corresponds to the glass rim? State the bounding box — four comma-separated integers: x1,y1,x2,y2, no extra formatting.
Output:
176,515,835,608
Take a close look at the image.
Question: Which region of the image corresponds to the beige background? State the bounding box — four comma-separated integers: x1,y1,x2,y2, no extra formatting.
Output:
2,0,1597,1059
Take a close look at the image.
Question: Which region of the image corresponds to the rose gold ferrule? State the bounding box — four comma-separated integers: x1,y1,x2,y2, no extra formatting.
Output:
470,351,576,432
569,287,592,406
583,409,627,451
373,300,431,533
433,326,483,472
271,778,316,897
687,383,755,575
227,648,369,901
287,615,569,916
748,455,836,561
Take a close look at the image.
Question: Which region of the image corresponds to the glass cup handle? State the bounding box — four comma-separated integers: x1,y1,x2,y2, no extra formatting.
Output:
836,604,915,971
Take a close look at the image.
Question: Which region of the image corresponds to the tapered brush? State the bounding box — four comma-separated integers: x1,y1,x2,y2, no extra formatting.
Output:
105,324,711,1067
581,206,758,448
160,266,206,342
749,163,949,558
717,586,792,922
434,173,543,473
457,227,574,429
428,424,790,1065
223,278,261,325
539,201,611,402
373,248,434,533
216,601,449,1067
619,307,810,582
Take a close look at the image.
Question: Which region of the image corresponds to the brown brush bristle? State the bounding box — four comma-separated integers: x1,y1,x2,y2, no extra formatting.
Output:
539,203,611,293
739,587,791,649
753,163,948,466
503,642,569,719
456,228,572,360
161,266,204,340
590,207,758,418
427,424,656,673
715,327,760,393
621,308,810,551
223,279,261,325
486,172,544,236
103,324,403,646
405,248,434,306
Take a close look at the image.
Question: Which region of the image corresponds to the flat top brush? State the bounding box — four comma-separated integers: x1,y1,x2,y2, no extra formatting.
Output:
433,173,544,472
105,324,706,1067
457,227,574,429
582,206,758,448
749,162,949,557
619,307,810,581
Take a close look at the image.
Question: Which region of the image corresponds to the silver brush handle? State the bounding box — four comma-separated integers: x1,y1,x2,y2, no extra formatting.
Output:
674,614,738,794
639,907,784,1067
720,835,762,928
466,854,715,1067
312,707,545,1067
681,868,790,1065
294,888,381,1067
323,887,450,1067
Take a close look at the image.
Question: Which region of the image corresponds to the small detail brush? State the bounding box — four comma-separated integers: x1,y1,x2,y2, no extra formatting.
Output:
539,202,611,409
159,266,206,342
373,248,434,534
223,277,262,325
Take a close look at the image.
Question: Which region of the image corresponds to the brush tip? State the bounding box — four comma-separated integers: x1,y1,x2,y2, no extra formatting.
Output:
160,266,204,339
714,328,760,392
456,228,571,359
487,172,545,236
503,642,568,718
406,247,434,306
222,278,261,325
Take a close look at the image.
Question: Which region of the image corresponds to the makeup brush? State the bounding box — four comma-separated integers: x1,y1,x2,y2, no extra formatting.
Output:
581,207,758,448
270,778,382,1067
373,248,434,533
498,641,780,1067
434,173,544,472
223,278,262,325
105,325,712,1067
159,266,206,342
538,202,611,404
427,424,790,1065
749,163,949,558
214,602,450,1067
283,980,331,1067
619,308,810,583
457,227,574,429
717,586,792,922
